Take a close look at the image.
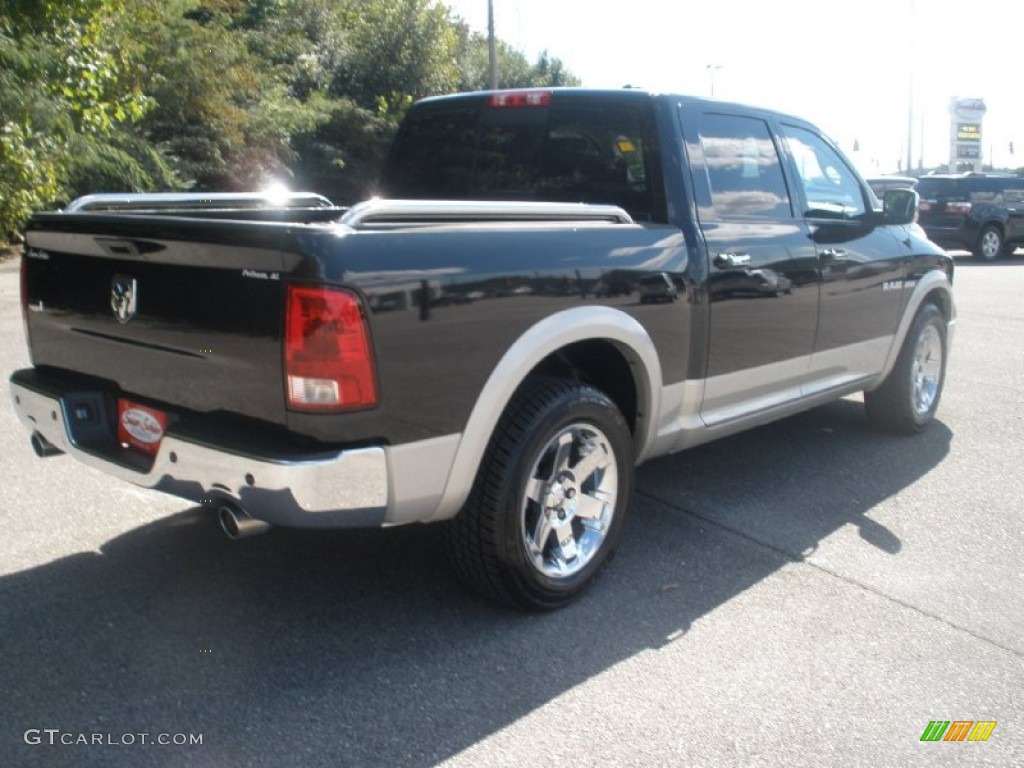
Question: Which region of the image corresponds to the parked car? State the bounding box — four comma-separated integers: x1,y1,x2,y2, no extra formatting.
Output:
710,267,792,299
916,173,1024,260
638,272,678,303
865,175,916,200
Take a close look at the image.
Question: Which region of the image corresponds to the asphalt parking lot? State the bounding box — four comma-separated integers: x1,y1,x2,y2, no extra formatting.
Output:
0,252,1021,767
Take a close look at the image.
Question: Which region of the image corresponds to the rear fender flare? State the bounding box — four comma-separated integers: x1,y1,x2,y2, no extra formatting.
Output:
430,306,663,521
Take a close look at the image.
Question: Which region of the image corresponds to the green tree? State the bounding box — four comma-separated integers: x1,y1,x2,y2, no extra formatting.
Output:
529,50,579,87
123,0,329,189
333,0,462,113
0,0,151,238
0,0,584,237
288,0,466,203
455,28,581,91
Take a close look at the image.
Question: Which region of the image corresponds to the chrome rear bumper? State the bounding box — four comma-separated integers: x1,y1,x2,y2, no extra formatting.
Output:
10,377,388,528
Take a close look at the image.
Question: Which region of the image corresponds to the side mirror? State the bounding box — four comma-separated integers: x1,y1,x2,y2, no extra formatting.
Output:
883,188,918,225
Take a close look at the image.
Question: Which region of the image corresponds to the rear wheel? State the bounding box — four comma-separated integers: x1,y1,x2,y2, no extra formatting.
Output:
974,224,1004,261
446,377,633,610
865,303,947,434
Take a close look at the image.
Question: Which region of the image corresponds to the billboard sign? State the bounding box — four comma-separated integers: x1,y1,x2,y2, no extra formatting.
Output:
956,123,981,142
952,99,987,121
950,98,987,171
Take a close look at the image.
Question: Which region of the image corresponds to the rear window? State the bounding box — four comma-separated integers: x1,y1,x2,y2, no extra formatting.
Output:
380,95,666,222
915,179,969,199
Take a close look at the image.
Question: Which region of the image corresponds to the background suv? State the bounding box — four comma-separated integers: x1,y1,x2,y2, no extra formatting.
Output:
916,173,1024,260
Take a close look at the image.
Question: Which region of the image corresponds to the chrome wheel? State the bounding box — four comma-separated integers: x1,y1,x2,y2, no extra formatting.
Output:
979,228,1002,260
447,377,633,609
912,324,942,416
864,303,947,434
520,422,618,579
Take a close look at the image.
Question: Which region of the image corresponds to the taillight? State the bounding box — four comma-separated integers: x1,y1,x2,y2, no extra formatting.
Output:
945,201,972,215
284,285,378,412
487,90,552,109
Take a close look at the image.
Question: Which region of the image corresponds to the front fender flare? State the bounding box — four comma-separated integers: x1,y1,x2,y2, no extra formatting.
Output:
869,269,956,390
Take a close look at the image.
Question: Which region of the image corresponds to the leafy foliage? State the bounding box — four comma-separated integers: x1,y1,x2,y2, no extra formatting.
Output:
0,0,581,239
0,0,152,237
457,29,581,91
333,0,462,111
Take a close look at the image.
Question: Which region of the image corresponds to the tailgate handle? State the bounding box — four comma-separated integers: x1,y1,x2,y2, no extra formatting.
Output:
96,238,140,257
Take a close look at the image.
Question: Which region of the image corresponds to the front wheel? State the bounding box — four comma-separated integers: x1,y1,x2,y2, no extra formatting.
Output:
974,224,1004,261
446,377,634,610
864,303,947,434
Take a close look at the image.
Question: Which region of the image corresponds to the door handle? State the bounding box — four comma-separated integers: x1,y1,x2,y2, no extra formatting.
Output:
714,252,751,268
819,247,846,261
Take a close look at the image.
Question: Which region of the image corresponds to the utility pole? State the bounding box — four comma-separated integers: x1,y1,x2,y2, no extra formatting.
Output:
487,0,498,90
906,67,914,177
706,64,722,98
906,0,914,175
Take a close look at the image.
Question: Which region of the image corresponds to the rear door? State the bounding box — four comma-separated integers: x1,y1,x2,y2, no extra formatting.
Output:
1002,178,1024,247
776,122,907,393
682,108,820,426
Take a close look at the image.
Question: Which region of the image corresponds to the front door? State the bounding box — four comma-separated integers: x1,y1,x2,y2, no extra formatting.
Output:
778,122,907,394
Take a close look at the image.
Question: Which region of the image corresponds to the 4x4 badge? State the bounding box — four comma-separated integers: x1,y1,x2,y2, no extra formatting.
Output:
111,275,137,323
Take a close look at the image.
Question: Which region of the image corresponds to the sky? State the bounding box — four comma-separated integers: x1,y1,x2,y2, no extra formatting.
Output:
443,0,1024,174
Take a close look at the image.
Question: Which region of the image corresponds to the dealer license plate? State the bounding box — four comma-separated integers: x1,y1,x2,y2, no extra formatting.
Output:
117,398,167,457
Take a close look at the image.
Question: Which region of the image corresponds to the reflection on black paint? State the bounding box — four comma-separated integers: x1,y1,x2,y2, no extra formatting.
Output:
709,267,793,301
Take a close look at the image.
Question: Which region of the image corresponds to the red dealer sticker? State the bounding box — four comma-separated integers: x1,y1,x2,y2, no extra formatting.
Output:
117,399,167,457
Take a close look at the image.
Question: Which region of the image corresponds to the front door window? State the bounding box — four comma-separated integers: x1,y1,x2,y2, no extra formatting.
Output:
781,125,867,219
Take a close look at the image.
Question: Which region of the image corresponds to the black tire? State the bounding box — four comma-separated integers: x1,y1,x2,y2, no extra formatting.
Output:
446,377,634,610
973,224,1004,261
864,303,947,434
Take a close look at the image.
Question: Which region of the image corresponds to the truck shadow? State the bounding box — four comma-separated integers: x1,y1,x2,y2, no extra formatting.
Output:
0,399,951,767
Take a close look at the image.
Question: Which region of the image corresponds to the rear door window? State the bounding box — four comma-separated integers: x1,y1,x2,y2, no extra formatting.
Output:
969,178,1003,204
698,113,793,218
1004,179,1024,205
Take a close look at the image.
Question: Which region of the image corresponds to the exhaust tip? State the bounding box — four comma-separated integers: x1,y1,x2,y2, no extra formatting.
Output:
31,432,63,458
217,503,271,540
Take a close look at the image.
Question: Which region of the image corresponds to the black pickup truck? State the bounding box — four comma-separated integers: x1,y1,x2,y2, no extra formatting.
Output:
11,88,955,609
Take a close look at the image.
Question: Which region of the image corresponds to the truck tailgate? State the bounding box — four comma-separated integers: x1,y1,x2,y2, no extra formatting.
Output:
23,215,290,424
